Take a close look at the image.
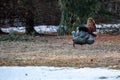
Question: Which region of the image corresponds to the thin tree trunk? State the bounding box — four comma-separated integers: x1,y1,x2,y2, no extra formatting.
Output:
0,28,7,34
25,10,38,35
0,29,3,34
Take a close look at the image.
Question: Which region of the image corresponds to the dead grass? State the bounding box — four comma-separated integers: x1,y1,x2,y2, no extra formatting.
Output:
0,34,120,69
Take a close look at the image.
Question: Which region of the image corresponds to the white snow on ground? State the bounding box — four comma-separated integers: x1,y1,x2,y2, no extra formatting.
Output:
1,27,26,33
34,25,58,33
1,25,58,33
96,24,120,28
0,66,120,80
1,24,120,33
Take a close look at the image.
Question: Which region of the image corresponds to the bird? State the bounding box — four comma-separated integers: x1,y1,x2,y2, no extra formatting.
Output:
71,17,97,47
71,26,95,47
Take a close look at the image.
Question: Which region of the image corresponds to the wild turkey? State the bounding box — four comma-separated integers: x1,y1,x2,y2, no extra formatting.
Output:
71,17,97,47
72,27,95,47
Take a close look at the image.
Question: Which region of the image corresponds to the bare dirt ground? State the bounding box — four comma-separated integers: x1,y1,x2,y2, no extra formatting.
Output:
0,34,120,69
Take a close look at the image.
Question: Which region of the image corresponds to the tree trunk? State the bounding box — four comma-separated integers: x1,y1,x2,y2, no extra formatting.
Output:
25,10,38,35
0,29,3,34
0,28,7,34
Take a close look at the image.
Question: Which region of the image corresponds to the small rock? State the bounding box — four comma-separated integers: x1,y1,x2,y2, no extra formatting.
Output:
25,73,28,76
99,76,108,79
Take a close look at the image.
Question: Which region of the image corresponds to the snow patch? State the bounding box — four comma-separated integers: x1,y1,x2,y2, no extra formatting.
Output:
0,66,120,80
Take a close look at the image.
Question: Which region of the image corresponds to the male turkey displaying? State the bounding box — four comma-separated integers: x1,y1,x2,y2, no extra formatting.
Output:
71,18,96,47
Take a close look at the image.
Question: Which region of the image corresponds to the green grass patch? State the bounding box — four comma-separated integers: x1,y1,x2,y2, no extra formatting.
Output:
0,31,33,41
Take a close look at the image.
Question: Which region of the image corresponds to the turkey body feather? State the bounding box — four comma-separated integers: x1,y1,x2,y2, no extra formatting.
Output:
72,27,95,47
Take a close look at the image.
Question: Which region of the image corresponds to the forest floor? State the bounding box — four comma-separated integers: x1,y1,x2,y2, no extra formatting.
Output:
0,34,120,69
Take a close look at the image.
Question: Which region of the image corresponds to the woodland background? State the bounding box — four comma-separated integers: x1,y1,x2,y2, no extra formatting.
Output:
0,0,120,35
